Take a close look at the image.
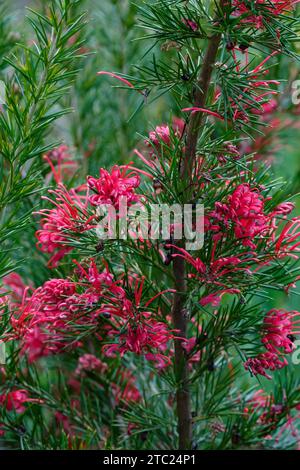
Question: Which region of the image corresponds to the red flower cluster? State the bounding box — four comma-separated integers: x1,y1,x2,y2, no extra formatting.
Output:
44,145,78,185
210,183,269,248
101,277,177,367
0,389,30,414
75,354,108,376
36,185,94,267
7,263,176,367
262,309,300,353
245,309,300,379
233,0,299,29
72,357,140,406
8,261,121,362
10,278,80,362
112,369,141,405
147,125,171,147
87,165,141,209
36,165,142,268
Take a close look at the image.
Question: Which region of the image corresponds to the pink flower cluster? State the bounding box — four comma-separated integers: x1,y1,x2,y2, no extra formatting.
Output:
0,389,30,414
210,183,269,248
147,125,171,147
164,182,300,307
36,165,141,267
36,185,94,267
44,145,78,185
87,165,141,209
244,389,300,444
182,18,198,31
102,277,177,367
9,261,120,361
188,54,280,124
7,264,175,367
112,369,141,405
233,0,299,29
75,354,108,376
245,309,300,379
73,356,140,405
11,278,80,362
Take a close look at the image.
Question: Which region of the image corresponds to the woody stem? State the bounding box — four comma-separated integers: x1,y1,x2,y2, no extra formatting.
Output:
172,3,223,451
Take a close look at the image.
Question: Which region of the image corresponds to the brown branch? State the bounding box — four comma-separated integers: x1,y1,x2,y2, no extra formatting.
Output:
172,3,223,451
172,255,191,449
183,31,222,176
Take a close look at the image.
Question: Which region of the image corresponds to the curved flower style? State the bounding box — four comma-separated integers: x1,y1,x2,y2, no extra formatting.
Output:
168,244,247,306
112,369,141,405
104,314,175,367
273,217,300,259
244,351,288,380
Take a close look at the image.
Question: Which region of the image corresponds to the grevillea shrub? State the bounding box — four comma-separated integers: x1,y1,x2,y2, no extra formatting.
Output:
1,0,300,451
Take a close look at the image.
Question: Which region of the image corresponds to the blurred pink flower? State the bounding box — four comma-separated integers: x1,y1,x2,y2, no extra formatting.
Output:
0,389,30,414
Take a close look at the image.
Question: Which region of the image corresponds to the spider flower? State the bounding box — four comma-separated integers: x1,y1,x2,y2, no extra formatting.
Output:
43,145,78,184
233,0,300,29
102,277,177,367
36,185,94,267
0,389,31,414
87,165,141,210
245,309,300,379
210,183,269,248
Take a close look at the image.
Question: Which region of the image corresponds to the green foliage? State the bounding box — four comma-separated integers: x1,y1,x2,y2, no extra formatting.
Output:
0,0,87,281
